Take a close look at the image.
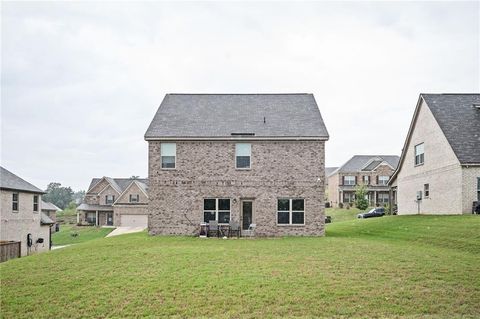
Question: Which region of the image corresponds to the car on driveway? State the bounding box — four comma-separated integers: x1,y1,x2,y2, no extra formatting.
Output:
357,207,385,219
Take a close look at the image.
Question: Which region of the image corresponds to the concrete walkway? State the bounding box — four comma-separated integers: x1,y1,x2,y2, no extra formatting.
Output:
51,244,72,250
106,227,146,237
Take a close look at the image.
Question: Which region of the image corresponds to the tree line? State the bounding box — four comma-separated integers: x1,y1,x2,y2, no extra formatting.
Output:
42,182,85,210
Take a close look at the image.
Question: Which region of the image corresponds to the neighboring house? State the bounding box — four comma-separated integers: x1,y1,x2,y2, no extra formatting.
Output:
389,93,480,215
145,93,329,236
325,167,338,204
327,155,399,207
41,201,61,233
77,177,149,228
0,166,54,257
41,201,61,222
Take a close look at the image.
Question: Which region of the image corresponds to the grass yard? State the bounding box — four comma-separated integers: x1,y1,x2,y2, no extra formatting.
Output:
1,216,479,318
325,206,365,222
51,225,114,246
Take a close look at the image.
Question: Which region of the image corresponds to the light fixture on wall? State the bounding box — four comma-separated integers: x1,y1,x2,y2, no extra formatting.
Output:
233,198,237,204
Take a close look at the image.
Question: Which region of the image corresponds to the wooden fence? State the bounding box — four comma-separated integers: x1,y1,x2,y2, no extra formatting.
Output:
0,241,21,263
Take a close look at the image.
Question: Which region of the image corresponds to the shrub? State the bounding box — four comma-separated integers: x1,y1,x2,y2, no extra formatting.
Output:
355,184,369,210
338,203,344,209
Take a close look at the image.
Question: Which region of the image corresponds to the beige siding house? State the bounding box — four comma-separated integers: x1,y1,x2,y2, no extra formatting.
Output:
77,177,149,228
0,167,54,257
389,94,480,214
145,94,329,236
327,155,399,207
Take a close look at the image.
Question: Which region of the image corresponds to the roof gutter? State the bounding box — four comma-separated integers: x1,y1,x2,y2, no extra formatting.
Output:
0,187,46,194
144,136,329,141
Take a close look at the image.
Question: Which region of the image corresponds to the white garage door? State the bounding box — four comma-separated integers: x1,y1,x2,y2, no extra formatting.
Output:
120,215,148,228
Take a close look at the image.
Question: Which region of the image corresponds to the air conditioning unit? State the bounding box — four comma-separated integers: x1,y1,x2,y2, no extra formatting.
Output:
416,191,422,200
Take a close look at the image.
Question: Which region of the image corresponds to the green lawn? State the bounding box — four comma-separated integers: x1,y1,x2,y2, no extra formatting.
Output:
51,225,114,246
326,206,365,222
1,216,479,318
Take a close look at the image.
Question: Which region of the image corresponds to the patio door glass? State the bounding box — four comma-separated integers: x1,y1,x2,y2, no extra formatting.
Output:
106,212,113,226
242,201,253,230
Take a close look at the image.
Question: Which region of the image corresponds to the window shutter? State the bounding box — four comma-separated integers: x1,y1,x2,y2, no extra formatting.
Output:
355,176,357,185
376,176,379,184
341,176,344,185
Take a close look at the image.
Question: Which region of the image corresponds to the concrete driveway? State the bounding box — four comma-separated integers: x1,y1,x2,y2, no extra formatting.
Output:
106,226,146,237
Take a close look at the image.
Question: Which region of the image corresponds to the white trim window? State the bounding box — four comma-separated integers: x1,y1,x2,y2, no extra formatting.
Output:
12,193,18,212
415,143,424,165
161,143,176,169
377,193,389,204
378,176,389,186
476,177,479,201
424,184,430,198
363,176,370,185
129,194,140,203
343,192,355,203
33,195,39,212
277,199,304,225
344,176,355,186
86,212,96,224
235,143,251,169
204,198,230,223
105,195,115,205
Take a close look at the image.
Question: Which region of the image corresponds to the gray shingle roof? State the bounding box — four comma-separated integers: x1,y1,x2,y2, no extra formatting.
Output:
325,167,339,177
335,155,400,173
40,212,55,225
87,177,148,194
77,203,114,211
0,166,44,193
144,94,329,139
422,94,480,164
41,201,61,212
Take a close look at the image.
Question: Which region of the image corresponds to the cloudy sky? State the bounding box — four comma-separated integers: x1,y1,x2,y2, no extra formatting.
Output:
1,1,479,191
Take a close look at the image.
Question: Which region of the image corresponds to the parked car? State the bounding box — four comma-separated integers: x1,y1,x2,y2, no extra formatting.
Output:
357,207,385,219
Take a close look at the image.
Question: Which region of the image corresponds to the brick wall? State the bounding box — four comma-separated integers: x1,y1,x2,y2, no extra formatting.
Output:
0,190,50,256
462,167,480,213
396,99,463,214
148,140,326,236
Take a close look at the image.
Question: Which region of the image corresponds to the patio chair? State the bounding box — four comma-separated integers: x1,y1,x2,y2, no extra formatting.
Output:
228,220,240,238
247,223,256,237
208,220,219,238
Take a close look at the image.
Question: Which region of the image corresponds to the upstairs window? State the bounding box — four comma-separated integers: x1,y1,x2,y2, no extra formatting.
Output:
415,143,424,165
378,176,389,186
477,177,480,201
424,184,430,198
236,143,251,169
277,199,305,225
129,194,140,203
33,195,39,212
161,143,176,169
344,176,356,186
363,176,370,185
203,198,230,224
106,195,115,205
12,193,18,211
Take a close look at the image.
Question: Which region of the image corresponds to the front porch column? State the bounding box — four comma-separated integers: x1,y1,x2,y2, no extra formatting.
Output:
96,210,99,226
374,191,377,207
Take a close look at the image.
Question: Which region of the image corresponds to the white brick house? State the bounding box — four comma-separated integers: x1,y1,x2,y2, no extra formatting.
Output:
389,94,480,215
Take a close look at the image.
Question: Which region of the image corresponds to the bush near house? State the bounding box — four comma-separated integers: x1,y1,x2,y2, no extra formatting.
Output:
1,215,479,318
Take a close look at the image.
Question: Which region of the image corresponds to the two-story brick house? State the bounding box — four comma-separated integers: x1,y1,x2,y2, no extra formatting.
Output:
327,155,399,207
145,94,329,236
389,94,480,214
77,177,149,228
1,166,54,258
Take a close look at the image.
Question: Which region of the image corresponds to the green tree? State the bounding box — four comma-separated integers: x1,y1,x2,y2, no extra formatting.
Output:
354,184,369,210
43,183,74,209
